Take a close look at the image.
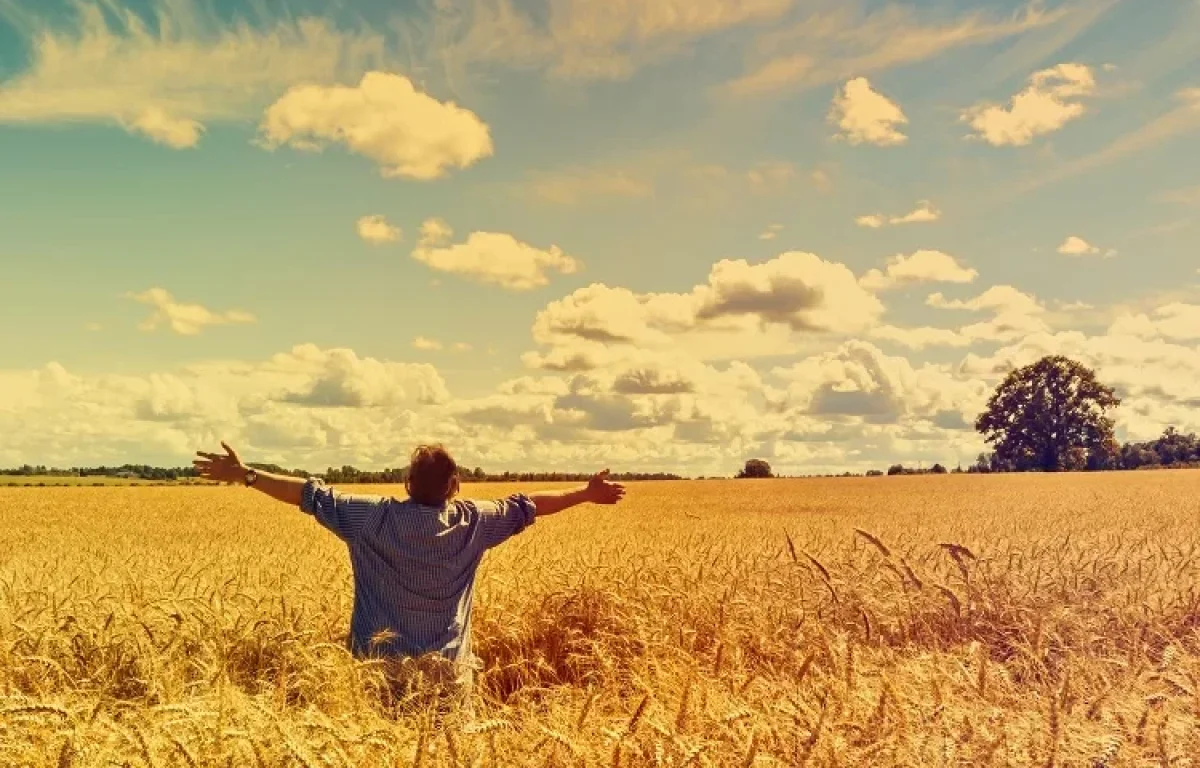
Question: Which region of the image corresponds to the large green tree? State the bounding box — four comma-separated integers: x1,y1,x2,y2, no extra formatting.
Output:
737,459,774,478
975,355,1120,472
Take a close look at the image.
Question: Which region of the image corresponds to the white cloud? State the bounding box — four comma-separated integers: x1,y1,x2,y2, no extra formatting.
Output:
279,345,449,408
771,340,988,428
357,215,401,245
1056,235,1116,257
259,72,493,180
413,337,443,351
962,62,1096,146
928,285,1051,342
890,200,941,225
125,106,204,149
758,224,784,241
860,250,978,292
130,288,256,336
696,253,885,332
829,77,908,146
927,285,1043,315
412,337,474,352
0,1,386,148
411,218,581,290
1057,235,1099,255
1109,304,1200,342
528,252,886,374
856,200,941,228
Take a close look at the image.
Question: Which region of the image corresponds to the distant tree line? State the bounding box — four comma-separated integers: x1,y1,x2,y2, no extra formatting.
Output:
0,464,202,481
0,462,682,483
969,427,1200,473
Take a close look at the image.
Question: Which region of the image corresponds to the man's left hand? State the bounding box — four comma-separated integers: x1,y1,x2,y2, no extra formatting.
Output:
586,469,626,505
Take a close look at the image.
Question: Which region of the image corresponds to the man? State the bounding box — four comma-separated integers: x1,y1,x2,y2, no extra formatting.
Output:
193,441,625,711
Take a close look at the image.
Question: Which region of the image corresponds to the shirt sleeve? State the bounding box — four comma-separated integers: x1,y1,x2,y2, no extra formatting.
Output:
300,478,385,543
476,493,537,550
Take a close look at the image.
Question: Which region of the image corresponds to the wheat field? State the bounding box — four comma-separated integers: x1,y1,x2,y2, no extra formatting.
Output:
2,472,1199,767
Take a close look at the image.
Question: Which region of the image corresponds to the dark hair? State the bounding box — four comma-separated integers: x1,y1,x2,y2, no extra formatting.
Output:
405,444,459,505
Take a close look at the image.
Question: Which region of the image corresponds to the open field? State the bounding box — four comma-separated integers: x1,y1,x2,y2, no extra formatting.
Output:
2,473,1200,766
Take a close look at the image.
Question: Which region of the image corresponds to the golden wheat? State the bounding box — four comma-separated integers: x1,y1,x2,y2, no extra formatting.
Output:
1,472,1199,766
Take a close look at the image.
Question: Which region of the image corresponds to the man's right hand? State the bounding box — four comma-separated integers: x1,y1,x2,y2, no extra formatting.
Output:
586,469,626,505
194,442,247,484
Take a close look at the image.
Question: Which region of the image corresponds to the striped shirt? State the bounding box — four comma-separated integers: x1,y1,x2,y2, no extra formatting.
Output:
299,478,536,677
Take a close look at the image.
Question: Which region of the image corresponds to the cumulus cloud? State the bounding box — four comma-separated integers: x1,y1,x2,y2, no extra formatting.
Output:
526,252,887,379
928,285,1050,342
0,1,386,148
125,107,204,149
1109,304,1200,342
696,253,885,332
1057,235,1098,255
856,200,941,228
259,72,493,180
412,337,473,352
829,77,908,146
928,285,1042,315
772,340,987,427
279,346,449,407
860,250,978,292
962,62,1096,146
357,215,401,245
612,367,696,395
1056,235,1115,257
534,252,885,351
130,288,256,335
410,217,581,290
413,337,442,351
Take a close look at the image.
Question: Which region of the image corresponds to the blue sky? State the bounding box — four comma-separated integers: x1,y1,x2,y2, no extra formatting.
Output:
0,0,1197,475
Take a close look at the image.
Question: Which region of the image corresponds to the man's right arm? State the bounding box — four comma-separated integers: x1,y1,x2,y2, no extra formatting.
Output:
194,442,381,542
195,443,305,505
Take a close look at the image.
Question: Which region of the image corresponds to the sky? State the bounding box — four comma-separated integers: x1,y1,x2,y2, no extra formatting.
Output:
0,0,1197,476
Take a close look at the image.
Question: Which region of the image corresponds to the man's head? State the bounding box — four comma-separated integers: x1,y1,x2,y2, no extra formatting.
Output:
405,444,460,506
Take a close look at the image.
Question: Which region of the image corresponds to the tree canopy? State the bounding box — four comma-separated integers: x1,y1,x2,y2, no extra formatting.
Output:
737,459,774,478
975,355,1120,472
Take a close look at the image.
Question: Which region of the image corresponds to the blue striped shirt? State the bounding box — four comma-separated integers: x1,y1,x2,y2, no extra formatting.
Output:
299,478,536,673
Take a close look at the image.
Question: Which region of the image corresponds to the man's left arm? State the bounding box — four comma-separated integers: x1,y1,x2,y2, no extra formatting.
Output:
528,469,626,517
